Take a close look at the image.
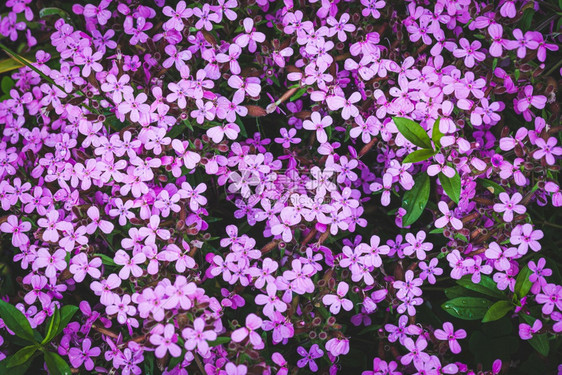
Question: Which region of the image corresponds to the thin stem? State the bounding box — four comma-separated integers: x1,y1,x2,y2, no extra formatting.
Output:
0,42,98,114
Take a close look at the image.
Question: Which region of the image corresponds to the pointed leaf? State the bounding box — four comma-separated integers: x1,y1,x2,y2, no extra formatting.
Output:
520,315,549,356
0,300,36,343
44,351,72,375
439,171,461,204
442,297,494,320
393,117,433,149
42,306,61,344
402,149,436,164
456,275,506,300
7,345,37,368
54,305,79,338
514,265,533,299
401,173,430,226
431,118,443,147
482,300,514,323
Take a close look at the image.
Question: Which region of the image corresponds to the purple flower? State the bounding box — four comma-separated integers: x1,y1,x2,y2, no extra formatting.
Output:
297,344,324,372
68,338,101,370
434,322,467,354
493,192,526,222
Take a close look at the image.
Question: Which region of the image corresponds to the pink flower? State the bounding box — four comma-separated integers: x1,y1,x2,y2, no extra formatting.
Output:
400,336,430,367
231,313,264,349
234,18,265,53
516,85,546,112
274,128,301,148
519,319,542,340
535,283,562,315
506,29,539,58
0,215,31,247
297,344,324,372
403,231,433,260
150,324,182,358
325,337,350,357
34,248,67,278
453,38,485,68
435,201,463,230
182,317,217,355
493,192,526,222
86,206,114,235
68,338,101,371
303,112,332,144
533,137,562,165
488,24,510,57
114,250,146,279
69,253,102,283
73,47,103,77
255,283,287,318
434,322,467,354
322,282,353,314
37,210,66,242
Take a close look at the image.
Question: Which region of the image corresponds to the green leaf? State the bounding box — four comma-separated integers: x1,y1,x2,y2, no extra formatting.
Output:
53,305,79,338
7,345,37,368
401,173,430,226
439,171,461,204
445,285,483,299
290,87,308,102
93,253,116,266
456,275,506,300
403,149,436,164
393,117,433,149
39,7,73,24
479,179,505,194
514,265,533,299
0,357,32,375
208,337,231,347
42,306,61,344
0,300,36,343
431,118,443,147
1,76,14,94
442,297,494,320
482,300,514,323
44,351,72,375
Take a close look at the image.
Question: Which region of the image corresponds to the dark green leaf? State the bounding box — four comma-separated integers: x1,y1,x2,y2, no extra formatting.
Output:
7,345,37,368
0,357,32,375
439,171,461,204
0,300,36,343
39,7,73,24
482,300,514,323
445,285,484,299
1,76,14,94
401,173,430,226
431,118,443,147
479,179,505,194
402,149,436,164
393,117,433,149
54,305,79,338
44,351,72,375
442,297,494,320
520,9,534,31
514,265,533,299
42,306,61,344
456,275,506,300
290,87,308,102
208,337,231,347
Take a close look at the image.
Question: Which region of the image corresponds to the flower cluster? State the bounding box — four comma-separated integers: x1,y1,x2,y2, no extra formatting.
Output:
0,0,560,374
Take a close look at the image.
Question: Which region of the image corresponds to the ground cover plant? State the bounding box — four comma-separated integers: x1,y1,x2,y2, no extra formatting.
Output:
0,0,560,374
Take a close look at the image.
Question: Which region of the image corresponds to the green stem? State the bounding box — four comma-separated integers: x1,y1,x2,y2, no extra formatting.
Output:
544,58,562,77
0,42,98,114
